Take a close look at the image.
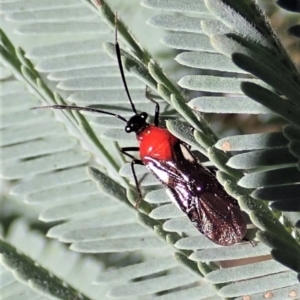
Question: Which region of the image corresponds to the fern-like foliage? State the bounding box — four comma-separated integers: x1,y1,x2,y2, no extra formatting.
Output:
0,0,299,300
0,220,106,300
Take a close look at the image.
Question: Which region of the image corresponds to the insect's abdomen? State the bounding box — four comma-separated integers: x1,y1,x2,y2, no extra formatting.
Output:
185,191,247,246
137,125,178,161
142,142,247,246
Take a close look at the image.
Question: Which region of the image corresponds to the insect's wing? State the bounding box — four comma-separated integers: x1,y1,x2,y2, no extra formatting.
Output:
144,144,247,246
186,192,247,246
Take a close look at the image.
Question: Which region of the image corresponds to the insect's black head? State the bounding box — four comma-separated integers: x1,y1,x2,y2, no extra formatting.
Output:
125,112,148,133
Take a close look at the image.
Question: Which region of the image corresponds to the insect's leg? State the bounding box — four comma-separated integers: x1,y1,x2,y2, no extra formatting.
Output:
145,86,160,126
120,147,144,208
242,237,256,247
130,159,145,208
206,165,217,173
120,147,140,160
189,126,195,132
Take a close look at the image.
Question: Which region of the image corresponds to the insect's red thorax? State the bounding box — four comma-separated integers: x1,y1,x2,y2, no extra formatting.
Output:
137,125,178,161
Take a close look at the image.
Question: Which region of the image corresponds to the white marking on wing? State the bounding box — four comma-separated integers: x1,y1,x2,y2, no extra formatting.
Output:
147,161,170,184
180,144,195,163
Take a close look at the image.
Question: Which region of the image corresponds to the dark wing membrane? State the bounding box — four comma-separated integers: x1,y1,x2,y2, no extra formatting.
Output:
143,143,247,246
186,192,247,246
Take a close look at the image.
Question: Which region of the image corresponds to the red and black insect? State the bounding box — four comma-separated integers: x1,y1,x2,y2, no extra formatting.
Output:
33,22,247,246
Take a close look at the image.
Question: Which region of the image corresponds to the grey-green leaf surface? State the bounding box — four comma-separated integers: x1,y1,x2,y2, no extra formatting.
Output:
143,0,300,296
1,220,107,300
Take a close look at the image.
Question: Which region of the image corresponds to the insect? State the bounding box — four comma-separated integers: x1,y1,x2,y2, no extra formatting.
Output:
32,18,247,246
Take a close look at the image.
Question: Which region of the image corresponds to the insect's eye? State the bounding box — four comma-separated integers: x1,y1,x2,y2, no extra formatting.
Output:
125,126,130,133
141,112,147,119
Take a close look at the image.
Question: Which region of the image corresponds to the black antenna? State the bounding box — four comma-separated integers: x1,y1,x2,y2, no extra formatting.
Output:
31,105,127,123
114,13,137,114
